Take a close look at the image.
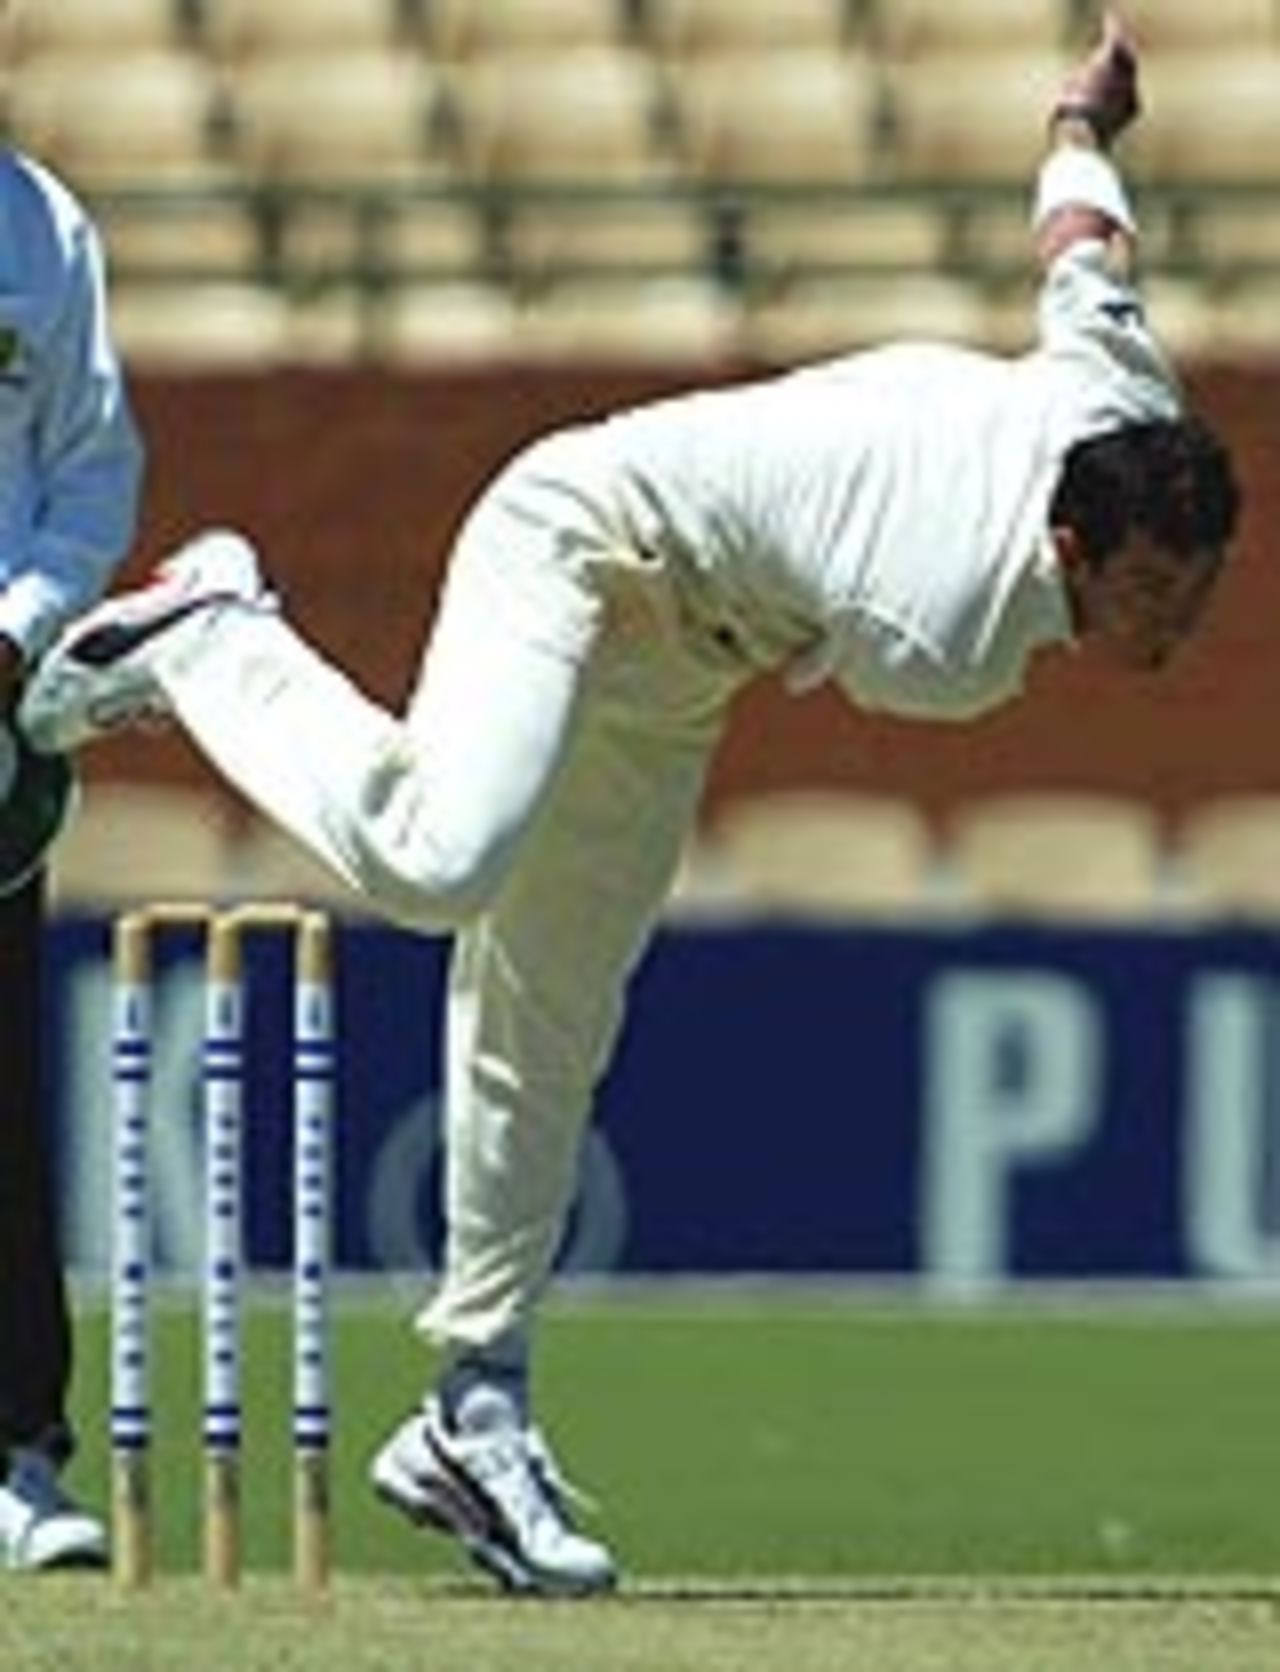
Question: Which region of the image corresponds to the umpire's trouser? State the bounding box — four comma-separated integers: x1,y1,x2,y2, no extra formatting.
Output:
0,871,72,1468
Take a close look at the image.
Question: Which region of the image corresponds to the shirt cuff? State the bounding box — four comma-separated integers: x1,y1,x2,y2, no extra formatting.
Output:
1032,146,1136,236
0,573,63,661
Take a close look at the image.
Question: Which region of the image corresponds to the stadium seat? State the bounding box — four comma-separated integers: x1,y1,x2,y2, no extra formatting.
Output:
95,195,263,285
738,199,949,285
673,50,886,187
946,793,1166,921
449,47,677,186
274,195,490,287
1127,54,1280,185
376,199,496,277
1181,202,1280,280
661,832,751,921
1103,0,1278,53
372,280,522,365
283,287,372,365
1175,796,1280,920
200,0,400,62
951,201,1047,277
425,0,630,61
710,790,939,921
743,272,994,364
643,0,850,59
883,51,1070,184
49,782,235,910
108,281,292,369
500,193,710,285
870,0,1069,59
4,50,227,190
227,51,448,188
230,817,374,915
1207,275,1280,357
6,0,181,60
1127,275,1223,362
514,274,741,364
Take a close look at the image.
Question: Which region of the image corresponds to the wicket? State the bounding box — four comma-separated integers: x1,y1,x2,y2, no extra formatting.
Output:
109,901,336,1593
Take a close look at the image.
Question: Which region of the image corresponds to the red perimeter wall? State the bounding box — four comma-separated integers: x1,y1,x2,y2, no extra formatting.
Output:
90,360,1280,835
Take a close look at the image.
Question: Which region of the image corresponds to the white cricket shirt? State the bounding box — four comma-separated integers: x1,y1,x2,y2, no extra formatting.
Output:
600,172,1182,722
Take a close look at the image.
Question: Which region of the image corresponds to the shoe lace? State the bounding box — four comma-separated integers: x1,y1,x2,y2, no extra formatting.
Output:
461,1427,570,1542
525,1426,599,1519
130,702,172,734
84,687,172,733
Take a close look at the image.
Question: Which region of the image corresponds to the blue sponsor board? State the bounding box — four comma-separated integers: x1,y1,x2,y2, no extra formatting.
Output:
47,916,1280,1284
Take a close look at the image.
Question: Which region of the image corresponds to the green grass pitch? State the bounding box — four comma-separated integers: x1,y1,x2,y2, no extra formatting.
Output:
1,1286,1273,1671
60,1285,1280,1578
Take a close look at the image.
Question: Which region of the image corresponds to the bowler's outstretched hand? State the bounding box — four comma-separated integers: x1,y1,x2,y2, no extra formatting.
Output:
1054,11,1140,145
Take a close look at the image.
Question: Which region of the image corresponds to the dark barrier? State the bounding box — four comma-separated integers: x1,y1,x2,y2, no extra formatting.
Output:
48,915,1280,1286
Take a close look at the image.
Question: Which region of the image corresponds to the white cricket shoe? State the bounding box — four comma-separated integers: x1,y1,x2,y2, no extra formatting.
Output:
0,1449,107,1571
370,1393,617,1596
19,529,276,756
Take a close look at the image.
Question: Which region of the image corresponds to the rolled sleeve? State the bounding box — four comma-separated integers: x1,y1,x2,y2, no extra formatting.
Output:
1034,241,1182,424
1033,145,1136,237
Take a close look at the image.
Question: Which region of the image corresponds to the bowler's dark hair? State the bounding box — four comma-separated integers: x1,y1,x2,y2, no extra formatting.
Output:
1049,416,1240,567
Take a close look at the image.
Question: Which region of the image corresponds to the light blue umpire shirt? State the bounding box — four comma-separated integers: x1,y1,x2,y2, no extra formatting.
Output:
0,149,142,663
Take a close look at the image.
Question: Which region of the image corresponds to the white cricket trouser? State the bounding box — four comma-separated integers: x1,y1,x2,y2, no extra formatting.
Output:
156,433,756,1351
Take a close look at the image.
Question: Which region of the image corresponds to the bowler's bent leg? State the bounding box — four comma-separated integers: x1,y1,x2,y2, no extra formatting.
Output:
154,530,600,931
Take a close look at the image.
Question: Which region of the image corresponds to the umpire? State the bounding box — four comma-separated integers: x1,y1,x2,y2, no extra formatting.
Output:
0,130,142,1568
